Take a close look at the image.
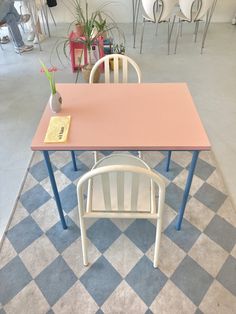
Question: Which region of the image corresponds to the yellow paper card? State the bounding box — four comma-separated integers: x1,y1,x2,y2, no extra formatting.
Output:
44,116,71,143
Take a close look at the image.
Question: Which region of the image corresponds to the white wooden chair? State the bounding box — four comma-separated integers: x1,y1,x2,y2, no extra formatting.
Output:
174,0,216,54
89,54,142,162
89,53,142,84
77,154,166,268
140,0,178,54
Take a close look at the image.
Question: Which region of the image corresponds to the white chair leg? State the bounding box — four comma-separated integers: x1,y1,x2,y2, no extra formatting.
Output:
194,20,200,42
138,151,142,159
140,18,146,54
94,151,98,163
167,16,176,55
153,217,162,268
79,215,89,266
174,19,181,54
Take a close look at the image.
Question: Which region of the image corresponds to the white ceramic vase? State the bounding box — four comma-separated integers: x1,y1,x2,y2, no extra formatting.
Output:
49,92,62,113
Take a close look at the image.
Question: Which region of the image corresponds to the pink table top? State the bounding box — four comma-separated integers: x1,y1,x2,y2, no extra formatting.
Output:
31,83,211,151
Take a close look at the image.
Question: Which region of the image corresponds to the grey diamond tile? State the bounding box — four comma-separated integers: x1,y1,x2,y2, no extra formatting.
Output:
204,215,236,252
52,281,99,313
20,184,51,213
195,309,203,314
35,256,77,306
165,183,190,212
46,310,54,314
100,150,114,156
145,310,154,314
30,160,56,182
126,255,167,306
87,219,121,253
46,216,80,253
164,218,201,252
80,256,122,306
171,256,213,306
187,158,215,181
217,256,236,296
0,256,32,305
124,219,156,253
194,183,227,212
3,281,50,314
150,280,196,313
199,280,236,313
59,183,77,213
155,158,184,181
7,216,43,253
96,310,104,314
0,309,6,314
60,160,88,182
101,280,148,313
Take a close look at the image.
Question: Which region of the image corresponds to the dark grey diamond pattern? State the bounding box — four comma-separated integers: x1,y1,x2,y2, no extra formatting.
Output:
35,256,77,306
126,256,167,306
80,256,122,306
217,256,236,296
0,256,32,305
7,216,43,253
171,256,213,306
87,219,121,253
1,150,236,313
164,218,201,252
194,183,227,212
204,215,236,252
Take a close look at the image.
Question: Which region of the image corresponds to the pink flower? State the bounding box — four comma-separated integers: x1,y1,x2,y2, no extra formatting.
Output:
40,66,58,73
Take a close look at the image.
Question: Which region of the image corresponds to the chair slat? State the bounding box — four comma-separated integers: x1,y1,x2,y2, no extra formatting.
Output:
131,173,139,211
101,173,112,211
104,58,110,83
114,56,119,83
122,58,128,83
117,172,124,211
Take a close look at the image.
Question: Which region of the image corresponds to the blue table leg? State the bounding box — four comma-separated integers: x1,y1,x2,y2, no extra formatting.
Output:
43,151,67,229
176,150,199,230
71,151,78,171
166,150,172,172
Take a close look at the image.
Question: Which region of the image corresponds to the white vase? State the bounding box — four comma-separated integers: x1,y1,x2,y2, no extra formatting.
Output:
49,92,62,113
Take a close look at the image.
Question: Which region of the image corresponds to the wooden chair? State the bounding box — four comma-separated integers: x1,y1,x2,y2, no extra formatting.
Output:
77,154,166,268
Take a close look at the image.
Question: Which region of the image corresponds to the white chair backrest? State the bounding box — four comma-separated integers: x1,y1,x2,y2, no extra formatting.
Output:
195,0,215,21
159,0,179,22
77,154,165,216
89,54,141,84
179,0,196,21
141,0,157,21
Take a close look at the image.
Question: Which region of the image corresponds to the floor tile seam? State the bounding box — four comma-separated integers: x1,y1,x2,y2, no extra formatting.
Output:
210,148,236,210
0,151,35,249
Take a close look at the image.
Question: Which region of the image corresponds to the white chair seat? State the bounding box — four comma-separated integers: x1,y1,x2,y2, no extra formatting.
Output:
175,10,199,22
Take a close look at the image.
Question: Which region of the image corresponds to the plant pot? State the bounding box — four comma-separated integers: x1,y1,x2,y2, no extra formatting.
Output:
49,91,62,113
75,23,84,37
109,58,123,71
82,64,100,83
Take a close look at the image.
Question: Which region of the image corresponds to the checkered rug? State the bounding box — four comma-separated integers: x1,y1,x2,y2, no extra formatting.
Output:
1,150,236,314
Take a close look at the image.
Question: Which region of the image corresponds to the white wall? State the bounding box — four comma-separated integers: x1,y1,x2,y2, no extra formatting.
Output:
50,0,236,24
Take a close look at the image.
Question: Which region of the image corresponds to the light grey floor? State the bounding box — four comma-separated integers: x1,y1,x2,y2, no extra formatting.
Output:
0,22,236,243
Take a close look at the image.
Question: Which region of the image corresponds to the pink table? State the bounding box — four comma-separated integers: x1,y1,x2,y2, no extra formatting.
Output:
31,83,211,230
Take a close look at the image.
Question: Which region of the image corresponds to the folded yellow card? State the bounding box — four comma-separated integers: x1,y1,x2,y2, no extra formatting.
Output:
44,116,71,143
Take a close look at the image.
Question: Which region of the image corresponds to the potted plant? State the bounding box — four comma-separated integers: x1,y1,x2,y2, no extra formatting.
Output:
79,3,108,82
110,43,126,70
52,0,125,83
